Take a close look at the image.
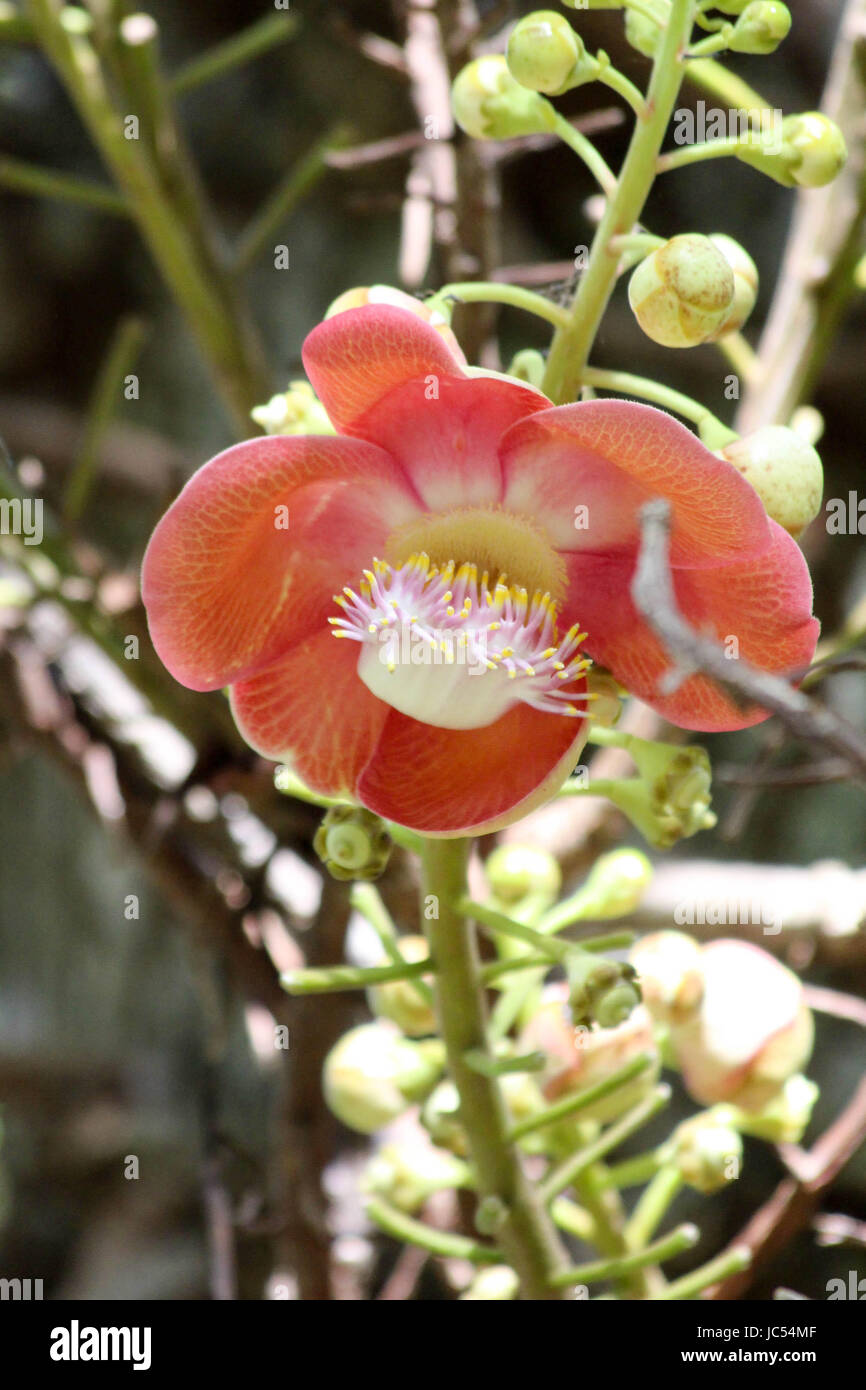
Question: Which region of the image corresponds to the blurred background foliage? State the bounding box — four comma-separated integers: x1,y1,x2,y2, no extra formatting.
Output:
0,0,864,1299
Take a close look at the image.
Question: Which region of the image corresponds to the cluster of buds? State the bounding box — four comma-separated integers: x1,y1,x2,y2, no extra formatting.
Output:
628,233,757,349
630,933,814,1115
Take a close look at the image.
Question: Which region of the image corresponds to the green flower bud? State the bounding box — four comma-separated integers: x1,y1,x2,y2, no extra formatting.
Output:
362,1130,470,1212
707,234,758,337
251,381,334,436
566,952,641,1030
720,426,823,537
451,55,557,140
367,935,437,1037
671,1112,743,1193
506,11,589,97
602,738,716,849
323,1023,444,1134
313,805,392,882
729,2,792,55
737,112,847,188
628,235,735,348
629,930,705,1026
485,843,561,907
727,1073,819,1144
460,1265,520,1300
421,1080,468,1155
574,847,654,920
623,6,665,58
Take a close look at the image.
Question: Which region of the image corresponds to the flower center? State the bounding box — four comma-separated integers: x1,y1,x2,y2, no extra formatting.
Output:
329,553,590,731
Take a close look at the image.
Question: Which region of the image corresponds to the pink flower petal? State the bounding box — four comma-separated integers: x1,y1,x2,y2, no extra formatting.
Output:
303,304,467,436
563,523,818,730
356,698,588,834
230,631,389,797
142,434,420,692
500,400,772,564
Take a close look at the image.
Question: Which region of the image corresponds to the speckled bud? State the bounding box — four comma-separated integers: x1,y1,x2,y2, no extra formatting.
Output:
707,234,758,337
719,426,823,537
628,235,735,348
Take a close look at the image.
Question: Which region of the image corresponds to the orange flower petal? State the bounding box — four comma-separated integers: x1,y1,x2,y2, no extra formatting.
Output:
500,400,772,564
564,524,818,730
142,434,420,691
230,631,389,797
356,697,588,835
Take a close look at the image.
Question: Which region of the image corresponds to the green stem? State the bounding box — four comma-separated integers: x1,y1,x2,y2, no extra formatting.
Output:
350,883,434,1006
594,55,647,119
280,958,432,995
170,11,299,96
26,0,271,434
579,366,737,444
64,314,146,522
625,1164,684,1246
657,1246,751,1299
552,113,618,194
549,1222,698,1287
365,1196,502,1264
0,154,128,214
684,57,772,112
656,133,745,173
541,0,698,403
420,837,572,1300
434,281,570,329
540,1085,671,1203
234,125,350,273
508,1054,655,1142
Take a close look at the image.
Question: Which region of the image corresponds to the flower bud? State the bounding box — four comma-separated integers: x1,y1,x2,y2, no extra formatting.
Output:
737,112,847,188
313,806,392,882
367,935,437,1037
628,235,735,348
251,381,334,436
667,940,814,1112
604,739,716,849
520,983,660,1123
671,1112,743,1194
362,1124,470,1212
485,843,561,907
325,285,465,362
629,930,704,1026
506,11,589,97
323,1023,444,1134
729,2,792,55
573,847,654,920
707,234,758,337
421,1080,467,1155
728,1073,819,1144
566,952,642,1030
623,8,663,58
451,55,557,140
719,426,823,537
460,1265,520,1300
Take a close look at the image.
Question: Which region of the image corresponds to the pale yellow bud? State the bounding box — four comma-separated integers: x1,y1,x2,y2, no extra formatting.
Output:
628,235,735,348
707,234,758,337
720,426,823,537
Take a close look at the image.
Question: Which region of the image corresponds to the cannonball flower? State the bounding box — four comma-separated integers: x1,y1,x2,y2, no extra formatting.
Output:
142,303,818,835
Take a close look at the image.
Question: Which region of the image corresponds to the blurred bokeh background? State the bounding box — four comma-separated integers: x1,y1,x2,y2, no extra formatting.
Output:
0,0,864,1300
